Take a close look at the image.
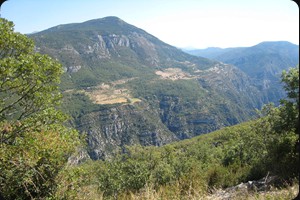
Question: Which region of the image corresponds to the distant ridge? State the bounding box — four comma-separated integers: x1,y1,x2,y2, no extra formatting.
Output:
186,41,298,77
184,47,244,59
185,41,299,104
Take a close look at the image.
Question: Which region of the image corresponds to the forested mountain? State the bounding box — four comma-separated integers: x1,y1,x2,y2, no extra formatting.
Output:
185,41,299,104
1,16,299,199
29,17,291,159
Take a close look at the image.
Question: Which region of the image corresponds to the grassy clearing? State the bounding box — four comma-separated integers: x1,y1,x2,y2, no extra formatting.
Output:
63,78,142,105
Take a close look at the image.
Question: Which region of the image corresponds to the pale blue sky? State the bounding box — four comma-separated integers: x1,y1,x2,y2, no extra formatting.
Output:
1,0,299,49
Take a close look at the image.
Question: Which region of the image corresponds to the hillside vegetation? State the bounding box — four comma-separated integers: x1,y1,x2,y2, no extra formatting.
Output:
54,67,299,199
0,18,80,199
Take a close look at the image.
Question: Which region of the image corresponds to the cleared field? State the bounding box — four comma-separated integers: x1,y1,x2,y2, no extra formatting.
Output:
155,68,194,80
85,84,130,105
82,78,141,105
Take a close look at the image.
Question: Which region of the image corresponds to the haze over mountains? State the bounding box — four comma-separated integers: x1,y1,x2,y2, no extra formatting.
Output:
184,41,299,104
29,16,299,160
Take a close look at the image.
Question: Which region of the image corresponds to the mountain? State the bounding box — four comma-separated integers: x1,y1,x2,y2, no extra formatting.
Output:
185,41,299,104
184,47,245,59
213,41,298,77
30,17,268,160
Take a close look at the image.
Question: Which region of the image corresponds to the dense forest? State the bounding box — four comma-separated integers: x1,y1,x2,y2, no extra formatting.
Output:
0,18,299,199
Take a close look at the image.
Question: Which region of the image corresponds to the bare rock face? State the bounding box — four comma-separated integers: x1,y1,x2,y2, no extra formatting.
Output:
85,35,111,59
67,65,82,73
77,102,177,160
67,148,90,165
109,34,130,47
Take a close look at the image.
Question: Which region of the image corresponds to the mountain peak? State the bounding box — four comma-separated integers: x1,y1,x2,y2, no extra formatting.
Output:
256,41,295,46
41,16,142,35
253,41,298,50
93,16,124,22
83,16,127,26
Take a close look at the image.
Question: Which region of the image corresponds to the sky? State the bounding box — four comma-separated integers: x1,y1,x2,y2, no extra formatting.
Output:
1,0,299,49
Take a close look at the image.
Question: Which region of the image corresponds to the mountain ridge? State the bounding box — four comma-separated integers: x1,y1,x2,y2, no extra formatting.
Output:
28,17,291,159
41,16,150,37
184,41,297,59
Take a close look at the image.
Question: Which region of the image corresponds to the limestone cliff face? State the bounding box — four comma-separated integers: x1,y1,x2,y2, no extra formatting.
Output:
32,17,213,75
35,32,160,72
76,102,177,160
86,32,160,66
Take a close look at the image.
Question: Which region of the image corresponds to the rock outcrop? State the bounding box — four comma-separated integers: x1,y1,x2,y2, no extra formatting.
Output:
208,175,279,199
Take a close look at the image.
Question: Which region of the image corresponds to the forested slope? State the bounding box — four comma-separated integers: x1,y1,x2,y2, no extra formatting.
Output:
54,67,299,199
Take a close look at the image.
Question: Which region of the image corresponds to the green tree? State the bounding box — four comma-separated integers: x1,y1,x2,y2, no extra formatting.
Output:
280,66,299,134
253,66,299,180
0,18,80,199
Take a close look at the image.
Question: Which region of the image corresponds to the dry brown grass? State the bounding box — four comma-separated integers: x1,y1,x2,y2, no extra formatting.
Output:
62,183,298,199
206,184,299,200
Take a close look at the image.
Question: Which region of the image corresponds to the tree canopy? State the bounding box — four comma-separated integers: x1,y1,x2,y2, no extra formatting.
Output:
280,66,299,134
0,18,80,199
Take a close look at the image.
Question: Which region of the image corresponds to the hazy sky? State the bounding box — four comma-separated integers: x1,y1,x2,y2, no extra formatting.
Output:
1,0,299,49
